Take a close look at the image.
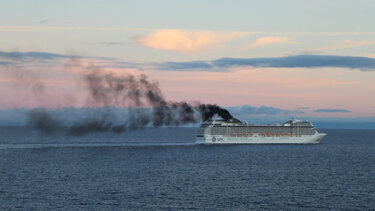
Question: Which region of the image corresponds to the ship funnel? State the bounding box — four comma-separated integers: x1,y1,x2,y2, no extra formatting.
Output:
292,117,300,123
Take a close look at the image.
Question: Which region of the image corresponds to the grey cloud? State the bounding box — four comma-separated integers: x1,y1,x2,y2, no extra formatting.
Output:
0,50,143,72
313,109,351,113
102,61,143,69
212,55,375,70
156,61,212,70
0,61,12,65
157,54,375,71
0,51,81,60
0,50,118,62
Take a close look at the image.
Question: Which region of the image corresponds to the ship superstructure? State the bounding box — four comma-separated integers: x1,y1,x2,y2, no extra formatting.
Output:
196,118,325,144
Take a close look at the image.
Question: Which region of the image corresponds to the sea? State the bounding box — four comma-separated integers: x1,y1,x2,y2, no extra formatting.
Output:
1,127,374,210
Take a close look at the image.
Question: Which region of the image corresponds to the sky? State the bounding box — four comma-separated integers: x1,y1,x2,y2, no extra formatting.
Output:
1,0,375,126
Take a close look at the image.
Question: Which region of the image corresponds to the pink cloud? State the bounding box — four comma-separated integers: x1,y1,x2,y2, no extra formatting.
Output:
239,36,290,50
135,29,249,54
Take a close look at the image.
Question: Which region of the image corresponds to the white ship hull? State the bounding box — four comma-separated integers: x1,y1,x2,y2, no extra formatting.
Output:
196,133,326,145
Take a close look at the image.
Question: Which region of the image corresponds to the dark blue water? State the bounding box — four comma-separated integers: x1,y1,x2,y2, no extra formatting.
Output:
1,127,374,210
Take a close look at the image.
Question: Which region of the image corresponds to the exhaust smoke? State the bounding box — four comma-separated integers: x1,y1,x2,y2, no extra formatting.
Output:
26,64,234,135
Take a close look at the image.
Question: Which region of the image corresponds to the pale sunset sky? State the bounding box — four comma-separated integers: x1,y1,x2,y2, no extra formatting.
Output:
1,0,375,121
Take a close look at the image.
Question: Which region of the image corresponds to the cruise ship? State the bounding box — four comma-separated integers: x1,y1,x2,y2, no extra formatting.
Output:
196,118,326,144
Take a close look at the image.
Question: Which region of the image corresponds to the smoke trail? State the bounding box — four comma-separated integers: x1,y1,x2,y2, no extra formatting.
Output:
84,70,234,122
27,64,235,135
27,109,61,135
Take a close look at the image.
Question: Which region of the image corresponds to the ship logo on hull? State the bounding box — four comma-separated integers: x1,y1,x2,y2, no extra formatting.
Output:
211,136,224,142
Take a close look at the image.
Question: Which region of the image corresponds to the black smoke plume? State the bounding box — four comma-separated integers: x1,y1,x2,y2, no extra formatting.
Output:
27,109,61,135
27,65,235,135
